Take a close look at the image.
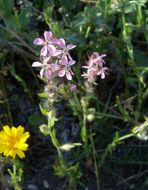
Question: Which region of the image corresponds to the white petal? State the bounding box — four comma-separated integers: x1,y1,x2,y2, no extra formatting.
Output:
32,61,42,67
101,72,105,79
66,72,72,80
58,70,66,77
69,60,76,65
67,44,76,50
40,68,44,77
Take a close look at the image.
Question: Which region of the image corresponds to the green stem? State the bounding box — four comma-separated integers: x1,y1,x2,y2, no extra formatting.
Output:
9,159,22,190
47,117,66,168
118,133,133,141
95,112,123,120
82,113,88,158
104,0,111,20
101,133,134,164
137,5,148,42
90,127,100,190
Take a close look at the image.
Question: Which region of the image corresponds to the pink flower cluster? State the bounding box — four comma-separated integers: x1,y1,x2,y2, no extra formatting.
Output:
32,31,76,81
82,52,108,84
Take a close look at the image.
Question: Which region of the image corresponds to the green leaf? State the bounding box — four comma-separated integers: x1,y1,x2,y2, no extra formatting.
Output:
28,114,43,126
39,104,48,116
116,96,130,122
39,124,50,136
0,0,13,18
38,91,48,98
47,111,56,129
134,48,148,68
53,163,66,177
81,125,87,143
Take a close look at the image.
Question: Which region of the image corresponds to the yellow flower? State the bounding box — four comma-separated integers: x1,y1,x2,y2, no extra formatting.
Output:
0,125,30,159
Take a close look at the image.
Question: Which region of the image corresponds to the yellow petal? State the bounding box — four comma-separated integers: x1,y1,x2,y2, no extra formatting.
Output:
16,126,24,138
18,143,29,150
3,126,11,136
12,127,17,137
0,132,8,140
0,145,7,153
0,125,30,159
20,132,30,143
16,150,25,159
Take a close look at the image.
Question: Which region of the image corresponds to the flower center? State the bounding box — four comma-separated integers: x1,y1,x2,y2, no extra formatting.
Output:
7,137,19,149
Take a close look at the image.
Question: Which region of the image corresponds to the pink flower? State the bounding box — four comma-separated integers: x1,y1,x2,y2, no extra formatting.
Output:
32,31,76,82
32,59,46,77
58,56,75,80
82,52,108,83
82,68,98,82
33,31,59,57
53,38,76,60
70,84,77,92
32,57,59,79
97,66,108,79
89,52,106,66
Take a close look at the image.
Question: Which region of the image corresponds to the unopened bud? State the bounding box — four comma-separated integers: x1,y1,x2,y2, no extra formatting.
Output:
87,113,95,122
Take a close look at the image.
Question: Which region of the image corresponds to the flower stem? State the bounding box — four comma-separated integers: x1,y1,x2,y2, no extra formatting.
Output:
82,113,88,157
8,159,22,190
90,127,100,190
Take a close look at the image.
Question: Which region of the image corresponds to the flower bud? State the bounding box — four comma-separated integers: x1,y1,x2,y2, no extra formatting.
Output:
87,113,95,122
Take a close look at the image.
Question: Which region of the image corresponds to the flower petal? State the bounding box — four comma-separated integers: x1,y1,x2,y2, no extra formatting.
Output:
44,69,52,79
48,45,56,56
100,54,106,58
16,150,25,159
67,44,76,50
66,72,72,80
70,84,77,92
50,64,60,71
40,68,44,77
52,38,62,45
69,59,76,65
18,143,28,150
3,126,11,136
59,56,68,65
57,38,66,48
44,31,52,41
32,61,42,67
58,70,66,77
33,38,44,45
101,72,105,79
40,46,48,56
21,132,30,142
52,50,62,56
43,56,50,64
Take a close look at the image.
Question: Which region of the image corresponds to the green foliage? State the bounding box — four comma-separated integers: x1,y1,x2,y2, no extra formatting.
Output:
0,0,148,189
116,96,130,122
28,114,43,126
8,159,23,190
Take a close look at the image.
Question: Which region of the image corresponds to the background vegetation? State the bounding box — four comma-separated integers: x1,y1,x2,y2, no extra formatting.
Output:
0,0,148,189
